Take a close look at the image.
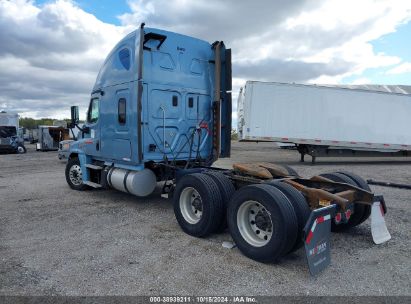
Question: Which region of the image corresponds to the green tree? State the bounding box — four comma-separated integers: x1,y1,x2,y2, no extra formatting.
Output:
19,117,37,129
231,128,238,140
19,117,68,129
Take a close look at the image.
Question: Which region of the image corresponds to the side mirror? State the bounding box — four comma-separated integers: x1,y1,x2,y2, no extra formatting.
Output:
82,126,90,134
71,106,79,125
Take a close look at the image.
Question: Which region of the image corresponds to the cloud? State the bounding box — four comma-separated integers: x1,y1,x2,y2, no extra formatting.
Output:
0,0,129,119
119,0,310,42
234,58,351,83
386,62,411,74
0,0,410,120
120,0,411,115
350,77,372,85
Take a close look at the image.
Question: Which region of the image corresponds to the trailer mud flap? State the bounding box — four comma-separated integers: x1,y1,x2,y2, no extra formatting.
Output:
303,205,336,276
371,197,391,244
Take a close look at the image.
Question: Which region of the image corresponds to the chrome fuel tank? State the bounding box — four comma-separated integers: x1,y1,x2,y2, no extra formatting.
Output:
107,168,156,197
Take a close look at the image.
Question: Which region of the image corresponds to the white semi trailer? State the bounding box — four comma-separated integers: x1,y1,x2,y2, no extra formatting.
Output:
237,81,411,163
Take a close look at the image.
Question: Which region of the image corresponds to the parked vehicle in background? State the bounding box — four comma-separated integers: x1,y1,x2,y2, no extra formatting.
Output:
36,125,70,151
22,128,30,142
0,111,26,154
58,139,74,160
27,128,39,143
237,81,411,163
23,127,38,143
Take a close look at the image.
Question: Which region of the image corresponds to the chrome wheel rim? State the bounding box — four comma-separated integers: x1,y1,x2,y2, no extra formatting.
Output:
17,146,25,153
69,164,83,186
179,187,203,224
237,200,273,247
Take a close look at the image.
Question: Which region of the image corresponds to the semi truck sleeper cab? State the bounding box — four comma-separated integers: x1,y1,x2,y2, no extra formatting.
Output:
65,24,390,275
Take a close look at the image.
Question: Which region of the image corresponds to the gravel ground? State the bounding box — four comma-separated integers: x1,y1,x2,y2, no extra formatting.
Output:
0,142,410,296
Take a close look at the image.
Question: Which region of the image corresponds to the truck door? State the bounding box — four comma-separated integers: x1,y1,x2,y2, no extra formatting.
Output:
83,95,101,157
100,88,132,162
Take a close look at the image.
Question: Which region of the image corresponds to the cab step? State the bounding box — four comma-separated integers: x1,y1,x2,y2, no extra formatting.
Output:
86,164,103,170
84,181,102,188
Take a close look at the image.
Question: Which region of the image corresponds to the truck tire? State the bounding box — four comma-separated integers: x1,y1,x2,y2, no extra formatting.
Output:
65,158,89,191
267,181,310,253
279,164,299,177
228,184,298,262
319,172,366,232
337,171,372,225
16,145,26,154
173,173,224,237
204,171,235,232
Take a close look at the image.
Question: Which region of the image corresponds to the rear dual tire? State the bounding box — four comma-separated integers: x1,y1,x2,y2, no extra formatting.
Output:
279,164,299,177
267,181,310,253
173,173,224,237
337,171,372,225
204,171,235,232
174,173,305,262
319,172,371,231
228,184,298,262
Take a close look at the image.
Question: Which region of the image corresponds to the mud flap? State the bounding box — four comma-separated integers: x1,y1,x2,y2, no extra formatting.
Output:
371,196,391,244
303,205,336,276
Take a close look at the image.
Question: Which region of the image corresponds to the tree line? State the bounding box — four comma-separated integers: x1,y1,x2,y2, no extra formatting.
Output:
19,117,71,129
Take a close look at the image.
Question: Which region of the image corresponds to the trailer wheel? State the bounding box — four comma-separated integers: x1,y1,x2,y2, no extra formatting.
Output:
267,181,310,253
65,158,88,191
173,173,224,237
337,171,372,225
319,172,367,231
228,184,298,262
204,171,235,232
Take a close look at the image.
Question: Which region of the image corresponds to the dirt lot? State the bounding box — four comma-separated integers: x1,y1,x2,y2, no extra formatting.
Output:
1,142,410,296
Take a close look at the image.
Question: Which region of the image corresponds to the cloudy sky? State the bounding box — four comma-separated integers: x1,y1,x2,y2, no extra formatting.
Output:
0,0,410,120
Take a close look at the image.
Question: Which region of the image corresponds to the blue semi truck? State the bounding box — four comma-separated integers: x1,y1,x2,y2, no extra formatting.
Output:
65,24,390,274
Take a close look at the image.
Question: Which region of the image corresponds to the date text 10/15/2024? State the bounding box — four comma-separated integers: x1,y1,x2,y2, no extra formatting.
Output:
149,296,257,303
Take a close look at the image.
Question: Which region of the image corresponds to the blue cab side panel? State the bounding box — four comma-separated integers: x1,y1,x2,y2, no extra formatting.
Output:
69,27,231,179
70,31,140,168
141,28,215,162
94,32,139,164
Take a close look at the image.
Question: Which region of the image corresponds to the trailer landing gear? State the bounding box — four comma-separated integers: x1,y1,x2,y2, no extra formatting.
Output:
297,145,319,165
297,144,316,163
